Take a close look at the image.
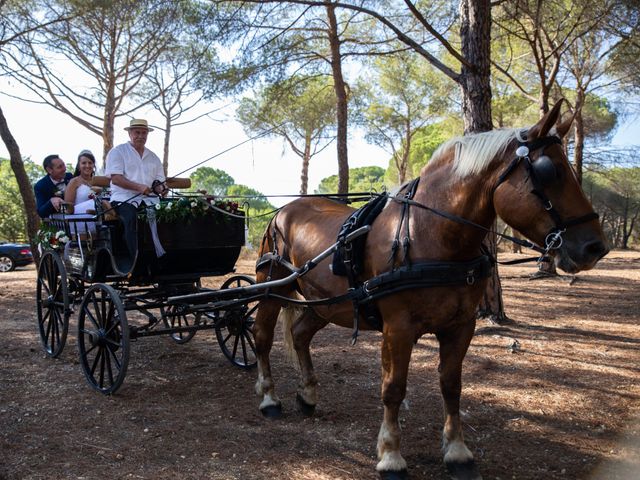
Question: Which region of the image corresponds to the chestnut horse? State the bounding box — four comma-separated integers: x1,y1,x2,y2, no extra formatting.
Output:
253,102,608,479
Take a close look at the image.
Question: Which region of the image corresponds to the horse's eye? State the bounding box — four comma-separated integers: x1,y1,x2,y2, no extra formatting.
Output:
532,155,557,186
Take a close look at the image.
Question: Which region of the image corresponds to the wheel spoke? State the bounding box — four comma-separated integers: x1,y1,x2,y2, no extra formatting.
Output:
84,307,100,330
90,347,102,377
239,332,248,363
78,284,129,394
242,329,256,352
106,343,123,371
36,251,69,358
231,331,240,360
105,347,116,387
221,330,232,346
99,347,107,389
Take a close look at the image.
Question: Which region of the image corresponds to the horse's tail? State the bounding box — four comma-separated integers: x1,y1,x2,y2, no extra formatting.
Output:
279,299,304,370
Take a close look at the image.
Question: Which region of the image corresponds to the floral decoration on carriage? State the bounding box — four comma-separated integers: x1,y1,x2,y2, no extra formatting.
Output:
140,196,241,223
35,223,70,250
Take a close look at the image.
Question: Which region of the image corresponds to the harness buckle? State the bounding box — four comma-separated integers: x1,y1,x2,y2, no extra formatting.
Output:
466,270,475,285
544,200,553,211
544,229,565,251
516,145,529,157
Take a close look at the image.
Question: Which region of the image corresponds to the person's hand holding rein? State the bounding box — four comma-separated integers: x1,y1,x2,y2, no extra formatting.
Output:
151,180,168,197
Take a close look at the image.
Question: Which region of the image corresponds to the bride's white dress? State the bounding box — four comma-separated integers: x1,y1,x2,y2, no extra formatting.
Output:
69,183,96,235
73,184,95,214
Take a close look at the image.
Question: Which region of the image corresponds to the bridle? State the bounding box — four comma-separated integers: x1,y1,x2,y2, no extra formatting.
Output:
492,135,599,258
391,134,599,263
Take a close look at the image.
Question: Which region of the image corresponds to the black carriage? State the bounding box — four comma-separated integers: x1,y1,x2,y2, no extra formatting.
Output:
36,187,257,394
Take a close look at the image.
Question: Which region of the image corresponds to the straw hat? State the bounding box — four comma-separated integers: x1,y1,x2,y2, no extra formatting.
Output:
124,119,154,131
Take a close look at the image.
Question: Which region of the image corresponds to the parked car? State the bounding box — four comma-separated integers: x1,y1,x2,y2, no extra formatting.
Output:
0,243,34,272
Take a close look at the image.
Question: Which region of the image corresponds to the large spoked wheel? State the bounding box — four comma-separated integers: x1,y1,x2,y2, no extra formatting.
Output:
214,275,258,369
36,250,70,358
162,304,201,344
77,284,129,394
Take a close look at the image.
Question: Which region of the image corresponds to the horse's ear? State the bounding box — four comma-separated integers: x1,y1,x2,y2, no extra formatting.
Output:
555,110,574,139
529,101,564,139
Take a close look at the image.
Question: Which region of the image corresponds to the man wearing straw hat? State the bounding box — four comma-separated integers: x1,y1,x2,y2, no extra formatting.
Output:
105,118,166,273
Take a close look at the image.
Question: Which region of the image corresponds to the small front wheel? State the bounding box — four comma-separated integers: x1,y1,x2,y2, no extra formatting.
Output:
214,275,258,369
77,284,129,394
162,304,201,344
36,250,70,357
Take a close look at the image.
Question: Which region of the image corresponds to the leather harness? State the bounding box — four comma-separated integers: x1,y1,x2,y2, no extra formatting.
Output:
256,134,599,344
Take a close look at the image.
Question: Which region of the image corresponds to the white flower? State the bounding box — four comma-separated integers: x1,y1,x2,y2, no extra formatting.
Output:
155,203,161,210
191,201,197,208
59,235,69,244
166,203,172,209
55,230,66,239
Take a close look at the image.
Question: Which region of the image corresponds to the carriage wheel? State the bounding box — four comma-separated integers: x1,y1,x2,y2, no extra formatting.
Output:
36,250,70,358
77,284,129,394
162,304,201,344
214,275,258,369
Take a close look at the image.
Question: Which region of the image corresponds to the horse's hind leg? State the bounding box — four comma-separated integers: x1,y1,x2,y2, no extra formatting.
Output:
289,307,328,416
437,321,482,480
254,298,284,418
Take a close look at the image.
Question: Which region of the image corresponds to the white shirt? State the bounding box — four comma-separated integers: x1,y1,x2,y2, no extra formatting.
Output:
105,142,165,206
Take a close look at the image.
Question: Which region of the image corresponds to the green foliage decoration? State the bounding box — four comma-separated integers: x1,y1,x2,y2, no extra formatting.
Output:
140,196,240,224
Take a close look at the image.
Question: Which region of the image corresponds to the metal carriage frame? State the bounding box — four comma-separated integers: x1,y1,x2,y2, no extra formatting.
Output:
36,194,259,395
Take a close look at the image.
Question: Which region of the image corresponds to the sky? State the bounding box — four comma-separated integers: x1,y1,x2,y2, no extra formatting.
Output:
1,92,638,208
0,93,389,207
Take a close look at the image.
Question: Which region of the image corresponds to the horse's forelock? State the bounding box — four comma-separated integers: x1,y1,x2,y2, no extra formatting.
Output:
430,128,520,179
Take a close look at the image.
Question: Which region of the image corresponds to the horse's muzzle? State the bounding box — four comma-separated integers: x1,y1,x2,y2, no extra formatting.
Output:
555,239,609,273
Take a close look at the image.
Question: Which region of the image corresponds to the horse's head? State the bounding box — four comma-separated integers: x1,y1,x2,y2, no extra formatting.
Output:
492,101,608,273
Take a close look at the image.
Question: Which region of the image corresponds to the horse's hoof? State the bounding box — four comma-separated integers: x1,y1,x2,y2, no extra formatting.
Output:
260,404,282,419
296,393,316,416
379,469,409,480
445,460,482,480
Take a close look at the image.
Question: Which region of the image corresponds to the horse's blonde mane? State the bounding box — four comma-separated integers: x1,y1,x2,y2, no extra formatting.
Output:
430,128,522,178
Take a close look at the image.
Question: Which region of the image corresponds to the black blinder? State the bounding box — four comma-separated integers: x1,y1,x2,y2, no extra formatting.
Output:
531,155,557,186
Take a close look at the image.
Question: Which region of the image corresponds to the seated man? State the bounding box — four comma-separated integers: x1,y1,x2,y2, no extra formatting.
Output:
34,154,73,218
105,118,166,273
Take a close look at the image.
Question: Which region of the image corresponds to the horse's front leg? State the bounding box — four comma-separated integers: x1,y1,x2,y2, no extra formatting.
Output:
254,299,284,418
290,307,328,416
437,320,482,480
376,325,415,480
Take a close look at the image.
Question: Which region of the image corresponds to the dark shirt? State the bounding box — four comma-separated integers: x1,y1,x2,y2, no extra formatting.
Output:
34,173,74,218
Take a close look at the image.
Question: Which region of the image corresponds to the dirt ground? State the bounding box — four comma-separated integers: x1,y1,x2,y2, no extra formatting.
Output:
1,249,639,480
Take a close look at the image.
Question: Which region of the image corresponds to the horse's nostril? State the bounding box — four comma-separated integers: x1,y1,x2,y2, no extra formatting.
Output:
584,240,609,261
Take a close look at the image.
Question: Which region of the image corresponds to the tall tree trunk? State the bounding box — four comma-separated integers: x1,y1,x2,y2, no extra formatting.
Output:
459,0,492,134
477,231,505,322
300,137,311,195
0,105,41,265
163,117,171,176
460,0,506,321
103,94,116,170
398,120,411,184
511,229,522,253
572,90,586,185
326,3,349,194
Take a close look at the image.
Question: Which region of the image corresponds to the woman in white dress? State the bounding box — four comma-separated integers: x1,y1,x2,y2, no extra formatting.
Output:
64,150,101,235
